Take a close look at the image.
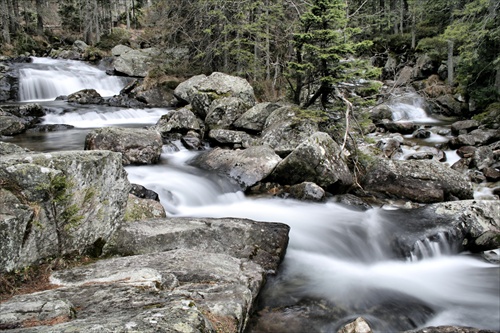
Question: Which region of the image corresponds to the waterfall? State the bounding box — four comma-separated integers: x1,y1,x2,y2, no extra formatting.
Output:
18,57,126,101
42,107,170,128
389,93,438,123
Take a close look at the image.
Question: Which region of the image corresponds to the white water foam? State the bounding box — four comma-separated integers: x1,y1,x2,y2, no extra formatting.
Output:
19,57,126,101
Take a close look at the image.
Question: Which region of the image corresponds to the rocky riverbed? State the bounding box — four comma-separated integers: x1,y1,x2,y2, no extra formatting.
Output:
1,48,499,332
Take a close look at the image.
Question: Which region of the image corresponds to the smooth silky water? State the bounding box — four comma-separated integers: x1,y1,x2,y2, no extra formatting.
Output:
3,58,499,332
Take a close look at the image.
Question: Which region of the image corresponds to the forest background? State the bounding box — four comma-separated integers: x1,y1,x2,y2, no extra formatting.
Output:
1,0,499,113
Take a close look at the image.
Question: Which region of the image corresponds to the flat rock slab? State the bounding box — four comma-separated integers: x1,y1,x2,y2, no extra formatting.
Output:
104,217,290,272
1,218,290,332
1,249,262,332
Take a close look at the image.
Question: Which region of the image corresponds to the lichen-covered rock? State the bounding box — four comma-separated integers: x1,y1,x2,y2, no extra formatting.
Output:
268,132,354,194
0,150,130,272
208,129,253,148
85,127,163,165
190,146,282,190
112,47,160,77
124,194,166,222
258,106,319,157
0,214,289,332
154,107,202,136
174,72,256,119
233,102,282,132
0,142,30,155
205,96,250,130
361,159,474,203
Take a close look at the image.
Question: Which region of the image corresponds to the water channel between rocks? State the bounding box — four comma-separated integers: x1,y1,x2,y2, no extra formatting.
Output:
3,57,499,332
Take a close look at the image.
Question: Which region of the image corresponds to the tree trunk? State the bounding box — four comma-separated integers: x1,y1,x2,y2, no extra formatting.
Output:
447,39,454,87
1,0,10,43
36,0,44,33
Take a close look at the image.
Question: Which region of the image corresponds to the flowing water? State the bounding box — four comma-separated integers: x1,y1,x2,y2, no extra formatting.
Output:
3,58,499,332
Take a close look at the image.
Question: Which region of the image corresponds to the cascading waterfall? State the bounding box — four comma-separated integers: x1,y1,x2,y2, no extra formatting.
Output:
18,57,126,101
8,58,500,332
389,93,438,123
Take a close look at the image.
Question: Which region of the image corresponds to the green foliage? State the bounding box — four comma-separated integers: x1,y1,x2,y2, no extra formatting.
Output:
58,0,82,33
416,37,448,61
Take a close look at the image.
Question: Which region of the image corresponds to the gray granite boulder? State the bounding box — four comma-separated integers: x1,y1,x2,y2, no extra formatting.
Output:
84,127,163,165
268,132,354,194
0,149,130,272
361,159,474,203
191,146,282,190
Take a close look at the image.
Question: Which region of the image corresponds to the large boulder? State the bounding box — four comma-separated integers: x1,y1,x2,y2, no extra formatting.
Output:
113,47,160,77
233,102,282,132
268,132,354,194
205,97,249,130
0,113,28,136
154,107,203,140
361,159,474,203
190,146,282,190
84,127,163,165
258,106,319,157
173,72,256,119
0,148,130,272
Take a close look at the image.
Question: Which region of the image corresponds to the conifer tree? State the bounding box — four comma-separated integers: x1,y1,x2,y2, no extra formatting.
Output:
287,0,371,107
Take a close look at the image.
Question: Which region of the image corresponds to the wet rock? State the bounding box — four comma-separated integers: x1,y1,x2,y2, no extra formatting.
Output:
379,121,418,134
370,104,393,122
85,127,163,165
268,132,354,194
435,94,469,117
287,182,325,202
0,150,130,272
449,129,499,149
233,102,282,132
376,137,403,159
361,159,473,203
67,89,103,104
0,114,28,136
412,128,431,139
181,130,204,150
130,183,160,201
404,326,498,333
26,124,74,132
191,146,282,190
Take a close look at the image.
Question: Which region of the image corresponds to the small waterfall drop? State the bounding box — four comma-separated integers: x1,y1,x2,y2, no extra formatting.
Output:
389,93,438,123
18,57,126,101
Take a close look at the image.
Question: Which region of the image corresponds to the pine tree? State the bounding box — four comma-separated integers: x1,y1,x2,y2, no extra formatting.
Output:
287,0,371,107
